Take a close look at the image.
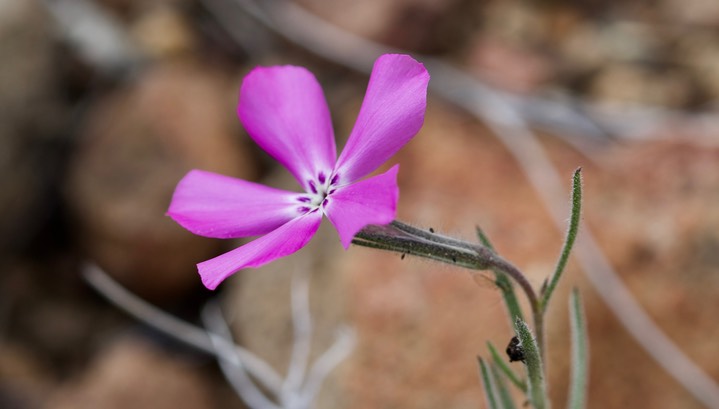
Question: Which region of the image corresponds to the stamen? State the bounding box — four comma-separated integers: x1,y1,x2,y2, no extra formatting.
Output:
297,196,311,203
308,180,318,194
330,174,340,185
318,172,326,184
297,206,311,213
322,198,329,207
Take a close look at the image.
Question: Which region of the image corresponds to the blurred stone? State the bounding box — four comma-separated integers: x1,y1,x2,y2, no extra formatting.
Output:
295,0,479,53
466,35,555,93
660,0,719,25
0,342,53,409
589,63,693,107
480,1,547,47
560,20,661,75
675,31,719,101
95,0,189,20
581,141,719,409
130,5,197,59
66,61,257,302
0,0,66,254
45,337,214,409
335,100,554,409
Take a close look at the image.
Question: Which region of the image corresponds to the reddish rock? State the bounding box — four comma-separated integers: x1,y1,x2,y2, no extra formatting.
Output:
66,61,257,302
45,338,214,409
466,35,555,93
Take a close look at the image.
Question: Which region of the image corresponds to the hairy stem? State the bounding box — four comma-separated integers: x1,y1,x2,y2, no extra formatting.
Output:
353,221,543,353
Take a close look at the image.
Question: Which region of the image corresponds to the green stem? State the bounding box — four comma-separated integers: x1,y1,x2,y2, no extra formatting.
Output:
487,341,527,392
541,168,582,312
477,226,525,324
491,363,518,409
477,357,501,409
515,318,550,409
567,288,589,409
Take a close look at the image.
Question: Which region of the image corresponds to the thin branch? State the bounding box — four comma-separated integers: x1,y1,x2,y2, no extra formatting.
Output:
41,0,141,72
299,326,356,405
81,263,284,394
282,267,312,403
202,302,282,409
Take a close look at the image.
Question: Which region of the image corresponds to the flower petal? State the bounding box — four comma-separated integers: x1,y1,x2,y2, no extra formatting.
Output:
324,165,399,248
168,170,301,238
334,54,429,183
198,211,323,290
238,65,337,189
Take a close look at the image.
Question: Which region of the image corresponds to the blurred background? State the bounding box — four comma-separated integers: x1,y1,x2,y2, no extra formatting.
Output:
2,0,719,408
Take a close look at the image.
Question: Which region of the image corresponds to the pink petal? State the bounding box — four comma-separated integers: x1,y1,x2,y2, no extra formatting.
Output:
324,165,399,248
168,170,301,238
198,211,323,290
334,55,429,184
238,65,337,189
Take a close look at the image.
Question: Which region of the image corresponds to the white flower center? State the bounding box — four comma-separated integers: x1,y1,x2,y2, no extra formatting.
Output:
295,172,340,214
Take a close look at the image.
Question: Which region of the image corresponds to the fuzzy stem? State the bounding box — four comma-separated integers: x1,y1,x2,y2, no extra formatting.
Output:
567,288,589,409
354,222,539,311
541,168,583,312
353,221,544,353
515,318,550,409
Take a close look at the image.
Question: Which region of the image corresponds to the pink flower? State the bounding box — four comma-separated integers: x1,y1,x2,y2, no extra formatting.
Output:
167,54,429,289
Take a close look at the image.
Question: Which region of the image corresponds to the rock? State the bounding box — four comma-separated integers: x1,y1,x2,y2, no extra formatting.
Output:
589,63,693,107
130,5,197,59
674,31,719,101
466,35,555,93
66,61,258,302
0,0,67,254
45,337,215,409
0,341,53,409
294,0,479,53
661,0,719,26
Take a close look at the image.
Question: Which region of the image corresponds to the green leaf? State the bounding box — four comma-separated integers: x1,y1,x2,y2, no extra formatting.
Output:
475,225,495,250
492,364,518,409
476,226,525,323
487,341,526,392
541,168,582,311
478,357,501,409
515,318,549,409
567,288,589,409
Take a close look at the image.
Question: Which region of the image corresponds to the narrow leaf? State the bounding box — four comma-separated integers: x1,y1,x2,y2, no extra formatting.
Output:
492,364,518,409
478,357,501,409
515,318,550,409
541,168,582,311
487,341,527,392
475,225,495,250
567,288,589,409
476,226,524,323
